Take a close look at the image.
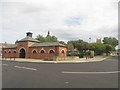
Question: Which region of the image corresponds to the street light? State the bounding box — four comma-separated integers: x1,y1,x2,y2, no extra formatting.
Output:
89,37,91,43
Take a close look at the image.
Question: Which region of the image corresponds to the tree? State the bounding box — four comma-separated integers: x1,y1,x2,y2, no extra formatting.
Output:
76,42,89,52
36,34,58,42
88,43,105,55
36,35,46,42
89,43,95,50
103,37,118,47
66,43,74,56
67,40,90,57
94,43,105,55
104,44,113,56
67,39,84,49
46,35,58,42
59,41,66,45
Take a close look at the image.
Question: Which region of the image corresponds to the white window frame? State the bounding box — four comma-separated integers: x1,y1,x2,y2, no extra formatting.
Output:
32,49,38,53
19,47,26,53
40,48,46,53
48,49,55,53
8,49,11,53
13,50,17,53
4,50,7,53
61,49,65,53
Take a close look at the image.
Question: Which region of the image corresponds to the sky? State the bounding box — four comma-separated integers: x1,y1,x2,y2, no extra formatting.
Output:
1,0,119,44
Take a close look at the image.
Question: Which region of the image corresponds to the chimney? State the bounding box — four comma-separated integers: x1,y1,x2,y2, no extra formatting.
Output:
26,32,33,37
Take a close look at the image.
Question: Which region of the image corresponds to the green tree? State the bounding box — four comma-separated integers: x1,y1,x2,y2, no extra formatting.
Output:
36,35,46,42
88,43,105,55
66,43,74,56
103,37,118,47
59,41,66,45
88,43,115,56
36,34,58,42
46,35,58,42
67,39,84,49
67,40,90,57
76,42,89,52
94,43,105,55
104,44,113,56
89,43,95,50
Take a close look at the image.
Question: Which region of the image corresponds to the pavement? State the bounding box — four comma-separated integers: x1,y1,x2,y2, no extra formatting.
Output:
0,55,111,63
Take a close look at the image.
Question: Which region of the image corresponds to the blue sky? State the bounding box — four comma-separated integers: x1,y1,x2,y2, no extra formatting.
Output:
1,0,118,43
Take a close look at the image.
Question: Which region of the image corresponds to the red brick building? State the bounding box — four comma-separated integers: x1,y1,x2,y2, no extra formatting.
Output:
2,32,67,59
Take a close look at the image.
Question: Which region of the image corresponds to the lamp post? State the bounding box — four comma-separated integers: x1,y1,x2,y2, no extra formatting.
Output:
88,37,91,59
89,37,91,43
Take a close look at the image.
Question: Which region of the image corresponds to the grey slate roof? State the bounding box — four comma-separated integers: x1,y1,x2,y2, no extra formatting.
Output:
29,42,65,47
3,44,17,49
0,43,11,46
18,36,40,42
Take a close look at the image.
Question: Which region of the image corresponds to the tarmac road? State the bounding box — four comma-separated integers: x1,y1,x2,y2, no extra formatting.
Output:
2,56,119,88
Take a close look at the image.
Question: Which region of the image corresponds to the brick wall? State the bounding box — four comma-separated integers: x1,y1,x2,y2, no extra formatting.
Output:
2,41,66,59
2,48,17,58
29,46,66,59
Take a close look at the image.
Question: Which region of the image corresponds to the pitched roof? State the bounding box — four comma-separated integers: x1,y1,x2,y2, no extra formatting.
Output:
18,36,40,42
29,42,65,47
0,43,10,46
3,44,17,49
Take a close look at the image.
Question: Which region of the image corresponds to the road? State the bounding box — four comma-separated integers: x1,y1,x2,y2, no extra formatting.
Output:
2,56,119,88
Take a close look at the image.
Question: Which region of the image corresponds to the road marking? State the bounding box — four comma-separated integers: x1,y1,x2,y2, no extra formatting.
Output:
2,64,8,66
14,66,37,71
62,71,120,74
0,64,8,66
65,82,69,84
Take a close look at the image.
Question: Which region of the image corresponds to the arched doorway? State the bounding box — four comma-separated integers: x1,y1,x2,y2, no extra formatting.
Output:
19,48,26,58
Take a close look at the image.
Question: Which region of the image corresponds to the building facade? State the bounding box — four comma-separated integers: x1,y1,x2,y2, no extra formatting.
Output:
2,32,67,59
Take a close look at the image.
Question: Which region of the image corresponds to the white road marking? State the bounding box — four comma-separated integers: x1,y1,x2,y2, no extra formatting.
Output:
62,71,120,74
65,82,69,84
14,66,37,71
2,64,8,66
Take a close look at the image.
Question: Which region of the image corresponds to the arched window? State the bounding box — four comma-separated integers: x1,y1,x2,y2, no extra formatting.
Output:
32,50,37,53
40,50,45,54
49,49,55,53
61,50,65,53
4,50,7,53
8,51,11,53
13,51,16,53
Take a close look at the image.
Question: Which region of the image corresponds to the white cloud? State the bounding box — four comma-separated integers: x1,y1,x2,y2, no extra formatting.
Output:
1,0,118,43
